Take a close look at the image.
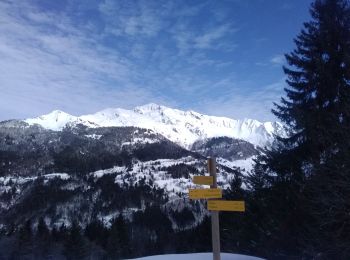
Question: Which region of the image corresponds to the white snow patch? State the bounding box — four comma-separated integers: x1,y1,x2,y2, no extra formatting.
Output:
122,137,160,147
0,173,70,186
91,166,126,178
43,173,70,180
217,157,256,175
85,134,102,139
98,212,119,227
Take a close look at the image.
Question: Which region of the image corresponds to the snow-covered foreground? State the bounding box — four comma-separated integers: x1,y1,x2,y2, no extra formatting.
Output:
130,253,264,260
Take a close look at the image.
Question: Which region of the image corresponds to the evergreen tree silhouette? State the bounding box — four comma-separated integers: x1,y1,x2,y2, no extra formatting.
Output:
63,221,88,260
249,0,350,258
14,220,33,259
34,217,52,259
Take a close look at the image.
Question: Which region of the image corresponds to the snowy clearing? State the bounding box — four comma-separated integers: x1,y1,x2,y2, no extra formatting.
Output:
130,252,264,260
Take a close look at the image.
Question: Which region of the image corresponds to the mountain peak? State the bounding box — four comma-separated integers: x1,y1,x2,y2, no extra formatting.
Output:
39,109,71,117
25,110,77,131
134,103,167,113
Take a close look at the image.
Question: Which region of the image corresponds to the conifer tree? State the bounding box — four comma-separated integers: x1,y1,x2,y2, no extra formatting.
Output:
106,216,123,259
63,221,88,260
37,217,49,238
273,0,350,165
249,0,350,258
107,215,131,259
34,217,51,258
14,220,33,258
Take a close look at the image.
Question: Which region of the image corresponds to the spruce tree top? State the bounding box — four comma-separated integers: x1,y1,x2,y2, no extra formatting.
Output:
274,0,350,156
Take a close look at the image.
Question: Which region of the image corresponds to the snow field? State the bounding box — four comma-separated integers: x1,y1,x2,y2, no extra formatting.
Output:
131,252,264,260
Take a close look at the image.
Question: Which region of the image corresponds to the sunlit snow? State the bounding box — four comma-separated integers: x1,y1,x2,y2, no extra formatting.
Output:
25,103,284,148
131,253,264,260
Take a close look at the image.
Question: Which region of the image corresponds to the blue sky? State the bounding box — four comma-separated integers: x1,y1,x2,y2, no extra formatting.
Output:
0,0,312,121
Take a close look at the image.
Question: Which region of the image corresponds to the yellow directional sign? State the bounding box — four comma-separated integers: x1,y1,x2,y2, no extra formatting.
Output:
207,200,245,212
189,188,222,199
193,176,214,185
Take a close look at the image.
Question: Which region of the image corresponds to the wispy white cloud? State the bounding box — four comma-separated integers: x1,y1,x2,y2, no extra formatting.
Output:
255,61,269,67
99,0,170,37
194,24,234,49
171,22,237,54
255,54,286,68
270,54,285,65
0,1,171,120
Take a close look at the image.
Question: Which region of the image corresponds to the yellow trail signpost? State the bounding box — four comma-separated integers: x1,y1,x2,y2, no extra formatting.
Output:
188,188,222,199
207,200,245,212
193,175,214,185
189,157,246,260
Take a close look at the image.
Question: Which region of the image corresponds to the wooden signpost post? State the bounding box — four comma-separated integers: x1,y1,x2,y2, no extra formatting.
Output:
188,157,245,260
208,158,221,260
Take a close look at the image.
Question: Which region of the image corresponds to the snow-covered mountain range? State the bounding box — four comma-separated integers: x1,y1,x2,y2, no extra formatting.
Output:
25,103,284,148
0,103,284,236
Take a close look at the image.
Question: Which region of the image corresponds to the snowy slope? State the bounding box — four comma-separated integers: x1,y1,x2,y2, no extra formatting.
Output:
24,103,284,148
131,253,264,260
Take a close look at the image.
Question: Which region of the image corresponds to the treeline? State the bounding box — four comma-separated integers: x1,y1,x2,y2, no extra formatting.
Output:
0,215,136,259
0,210,213,259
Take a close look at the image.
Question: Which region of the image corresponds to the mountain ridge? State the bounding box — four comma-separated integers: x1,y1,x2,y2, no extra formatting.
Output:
24,103,285,148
